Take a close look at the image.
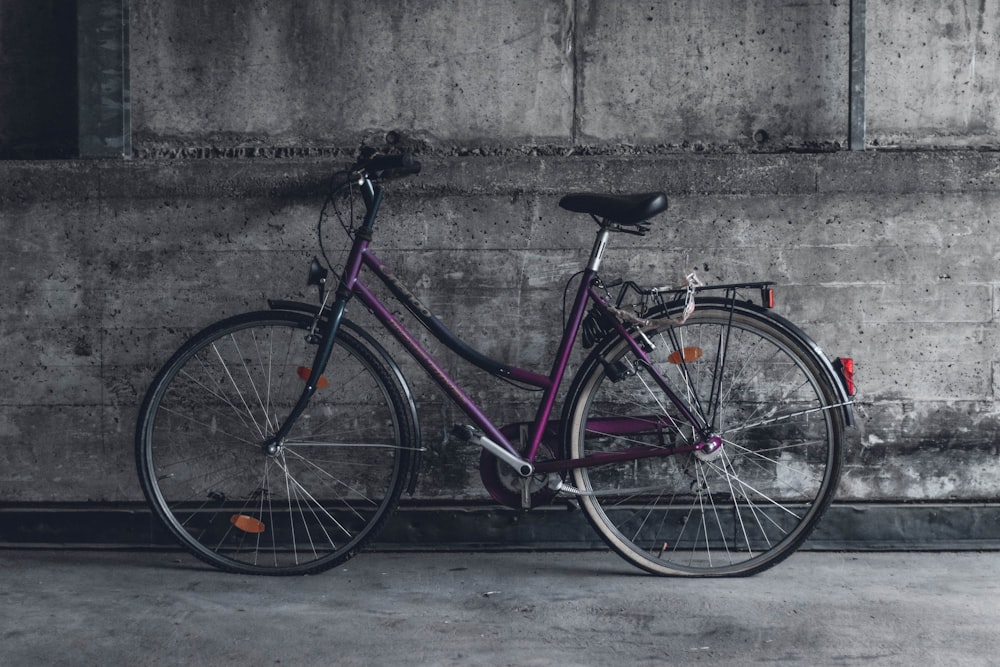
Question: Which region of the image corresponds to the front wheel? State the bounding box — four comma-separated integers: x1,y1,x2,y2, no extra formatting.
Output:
564,305,844,576
135,311,412,575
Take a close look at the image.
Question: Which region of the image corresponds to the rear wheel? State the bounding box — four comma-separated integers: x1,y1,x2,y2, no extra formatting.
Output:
136,311,411,575
565,305,844,576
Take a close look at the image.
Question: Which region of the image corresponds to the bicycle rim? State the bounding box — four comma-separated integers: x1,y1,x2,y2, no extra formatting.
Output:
568,307,843,576
136,311,409,575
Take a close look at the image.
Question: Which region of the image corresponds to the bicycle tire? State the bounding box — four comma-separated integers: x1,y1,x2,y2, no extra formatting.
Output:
564,304,844,576
136,310,411,575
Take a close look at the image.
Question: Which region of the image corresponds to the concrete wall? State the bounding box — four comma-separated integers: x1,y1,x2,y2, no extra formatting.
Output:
869,0,1000,147
131,0,850,152
3,2,1000,520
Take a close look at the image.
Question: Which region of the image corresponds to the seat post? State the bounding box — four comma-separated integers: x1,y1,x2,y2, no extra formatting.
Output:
587,226,611,272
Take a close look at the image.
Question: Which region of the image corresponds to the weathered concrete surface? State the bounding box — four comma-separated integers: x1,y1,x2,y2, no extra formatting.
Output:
869,0,1000,148
129,0,851,151
2,549,1000,666
7,1,1000,155
3,151,1000,509
576,0,849,147
128,1,1000,152
131,0,575,149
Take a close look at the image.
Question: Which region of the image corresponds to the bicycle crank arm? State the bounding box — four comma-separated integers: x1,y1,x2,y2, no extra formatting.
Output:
452,425,534,477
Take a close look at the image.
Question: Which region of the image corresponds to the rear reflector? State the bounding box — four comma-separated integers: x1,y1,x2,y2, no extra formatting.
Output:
834,357,855,396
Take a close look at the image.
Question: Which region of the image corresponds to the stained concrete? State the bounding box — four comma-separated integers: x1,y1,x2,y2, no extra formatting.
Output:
10,1,1000,155
868,0,1000,147
131,0,575,148
2,549,998,666
126,1,1000,151
576,0,848,146
129,0,851,150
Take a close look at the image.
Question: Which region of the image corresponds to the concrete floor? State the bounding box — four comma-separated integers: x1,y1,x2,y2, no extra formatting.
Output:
1,548,997,666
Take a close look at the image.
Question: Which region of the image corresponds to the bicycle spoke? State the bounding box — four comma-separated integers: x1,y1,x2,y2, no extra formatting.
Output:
137,312,410,575
569,306,843,576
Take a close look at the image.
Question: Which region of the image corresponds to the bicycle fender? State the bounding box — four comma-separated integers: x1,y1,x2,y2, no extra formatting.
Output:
268,299,424,494
753,307,856,427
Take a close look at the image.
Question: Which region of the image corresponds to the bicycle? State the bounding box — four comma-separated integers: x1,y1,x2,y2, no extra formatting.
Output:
135,151,856,577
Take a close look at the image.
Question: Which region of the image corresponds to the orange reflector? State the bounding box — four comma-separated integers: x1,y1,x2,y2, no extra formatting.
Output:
231,514,265,534
667,347,703,364
296,366,329,389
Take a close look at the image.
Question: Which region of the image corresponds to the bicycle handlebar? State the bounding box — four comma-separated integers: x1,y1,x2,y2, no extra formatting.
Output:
354,153,422,181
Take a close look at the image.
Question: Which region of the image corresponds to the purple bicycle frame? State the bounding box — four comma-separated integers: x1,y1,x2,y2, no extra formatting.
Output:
332,231,707,474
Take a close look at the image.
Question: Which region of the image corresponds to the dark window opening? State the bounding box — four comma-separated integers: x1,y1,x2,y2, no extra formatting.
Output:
0,0,79,159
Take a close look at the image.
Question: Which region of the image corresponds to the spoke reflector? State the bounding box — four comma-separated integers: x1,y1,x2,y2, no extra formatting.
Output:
667,347,703,364
297,366,329,389
230,514,265,534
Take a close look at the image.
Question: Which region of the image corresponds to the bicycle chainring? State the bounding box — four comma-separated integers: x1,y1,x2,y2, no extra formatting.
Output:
478,424,563,509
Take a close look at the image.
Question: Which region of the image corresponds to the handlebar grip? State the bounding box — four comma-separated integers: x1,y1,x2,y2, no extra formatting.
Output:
363,154,422,179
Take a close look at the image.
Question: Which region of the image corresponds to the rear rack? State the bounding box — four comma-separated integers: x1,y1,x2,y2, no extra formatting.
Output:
580,278,778,349
610,279,777,314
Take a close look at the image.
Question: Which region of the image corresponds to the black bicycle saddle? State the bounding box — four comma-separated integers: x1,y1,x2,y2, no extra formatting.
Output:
558,192,668,225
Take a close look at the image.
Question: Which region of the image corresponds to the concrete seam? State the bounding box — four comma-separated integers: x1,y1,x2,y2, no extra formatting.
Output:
993,283,997,403
849,0,867,151
121,0,132,159
96,165,107,455
569,0,580,145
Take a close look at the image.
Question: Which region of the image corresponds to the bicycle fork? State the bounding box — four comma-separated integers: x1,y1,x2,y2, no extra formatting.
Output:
265,179,384,454
264,296,350,454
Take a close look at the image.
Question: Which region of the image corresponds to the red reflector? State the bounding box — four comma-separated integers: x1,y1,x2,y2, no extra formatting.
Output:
765,288,775,309
297,366,329,389
835,357,855,396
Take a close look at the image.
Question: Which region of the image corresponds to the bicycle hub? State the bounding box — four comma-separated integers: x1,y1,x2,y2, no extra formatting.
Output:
695,435,724,462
